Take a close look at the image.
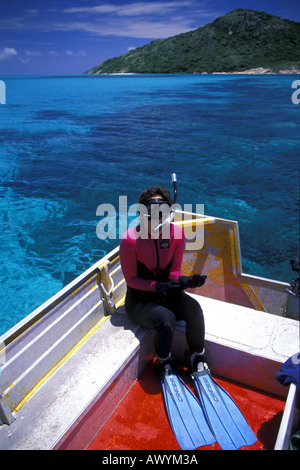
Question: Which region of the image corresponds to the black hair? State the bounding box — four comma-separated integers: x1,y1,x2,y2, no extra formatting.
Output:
138,186,173,206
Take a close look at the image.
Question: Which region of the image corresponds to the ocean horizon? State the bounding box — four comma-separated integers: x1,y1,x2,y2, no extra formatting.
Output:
0,74,299,335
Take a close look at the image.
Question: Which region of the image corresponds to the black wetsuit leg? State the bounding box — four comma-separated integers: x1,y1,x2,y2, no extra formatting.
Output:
125,288,176,358
163,291,205,354
125,287,204,358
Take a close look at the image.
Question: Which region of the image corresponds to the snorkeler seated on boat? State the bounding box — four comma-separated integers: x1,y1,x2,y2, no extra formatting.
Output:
119,175,207,377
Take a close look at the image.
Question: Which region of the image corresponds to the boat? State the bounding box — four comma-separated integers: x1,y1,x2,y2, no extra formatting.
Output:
0,210,299,450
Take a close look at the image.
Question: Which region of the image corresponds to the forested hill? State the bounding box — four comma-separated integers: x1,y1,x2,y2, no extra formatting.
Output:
87,9,300,74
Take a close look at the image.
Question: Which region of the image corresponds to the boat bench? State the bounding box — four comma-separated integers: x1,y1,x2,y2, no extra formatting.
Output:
174,293,299,398
0,309,154,450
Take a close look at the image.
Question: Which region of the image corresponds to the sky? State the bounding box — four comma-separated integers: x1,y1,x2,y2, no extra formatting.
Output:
0,0,299,75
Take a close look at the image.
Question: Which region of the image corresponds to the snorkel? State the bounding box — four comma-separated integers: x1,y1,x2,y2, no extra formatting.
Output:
152,173,178,234
171,173,178,204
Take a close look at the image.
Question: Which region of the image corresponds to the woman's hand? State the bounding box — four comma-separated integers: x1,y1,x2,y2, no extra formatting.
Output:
178,274,207,289
156,280,183,295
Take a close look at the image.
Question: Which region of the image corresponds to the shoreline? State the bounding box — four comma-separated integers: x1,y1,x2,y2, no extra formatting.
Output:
88,66,300,75
211,67,300,75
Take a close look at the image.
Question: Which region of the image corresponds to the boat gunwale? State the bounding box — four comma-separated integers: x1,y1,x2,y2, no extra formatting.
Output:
0,247,120,346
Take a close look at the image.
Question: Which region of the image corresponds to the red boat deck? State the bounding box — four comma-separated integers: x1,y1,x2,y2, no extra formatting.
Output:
87,361,285,451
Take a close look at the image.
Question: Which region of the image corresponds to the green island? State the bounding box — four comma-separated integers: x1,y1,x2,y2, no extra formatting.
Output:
87,9,300,75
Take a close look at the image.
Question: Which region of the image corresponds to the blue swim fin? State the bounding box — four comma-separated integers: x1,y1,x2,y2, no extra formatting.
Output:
161,366,216,450
192,368,257,450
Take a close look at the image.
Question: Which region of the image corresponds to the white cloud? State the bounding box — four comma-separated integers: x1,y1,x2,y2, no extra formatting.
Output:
55,17,195,39
0,2,221,43
63,1,194,17
24,9,40,18
116,1,193,17
25,49,42,56
0,47,17,61
56,1,219,39
63,5,118,15
18,49,42,63
48,49,87,57
49,50,60,56
66,50,87,56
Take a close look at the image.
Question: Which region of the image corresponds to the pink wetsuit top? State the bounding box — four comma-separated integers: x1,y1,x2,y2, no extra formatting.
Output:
119,224,185,292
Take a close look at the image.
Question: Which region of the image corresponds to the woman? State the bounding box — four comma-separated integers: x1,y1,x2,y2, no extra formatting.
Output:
119,185,207,377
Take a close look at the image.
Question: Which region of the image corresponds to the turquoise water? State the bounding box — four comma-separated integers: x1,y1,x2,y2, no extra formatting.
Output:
0,74,299,335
